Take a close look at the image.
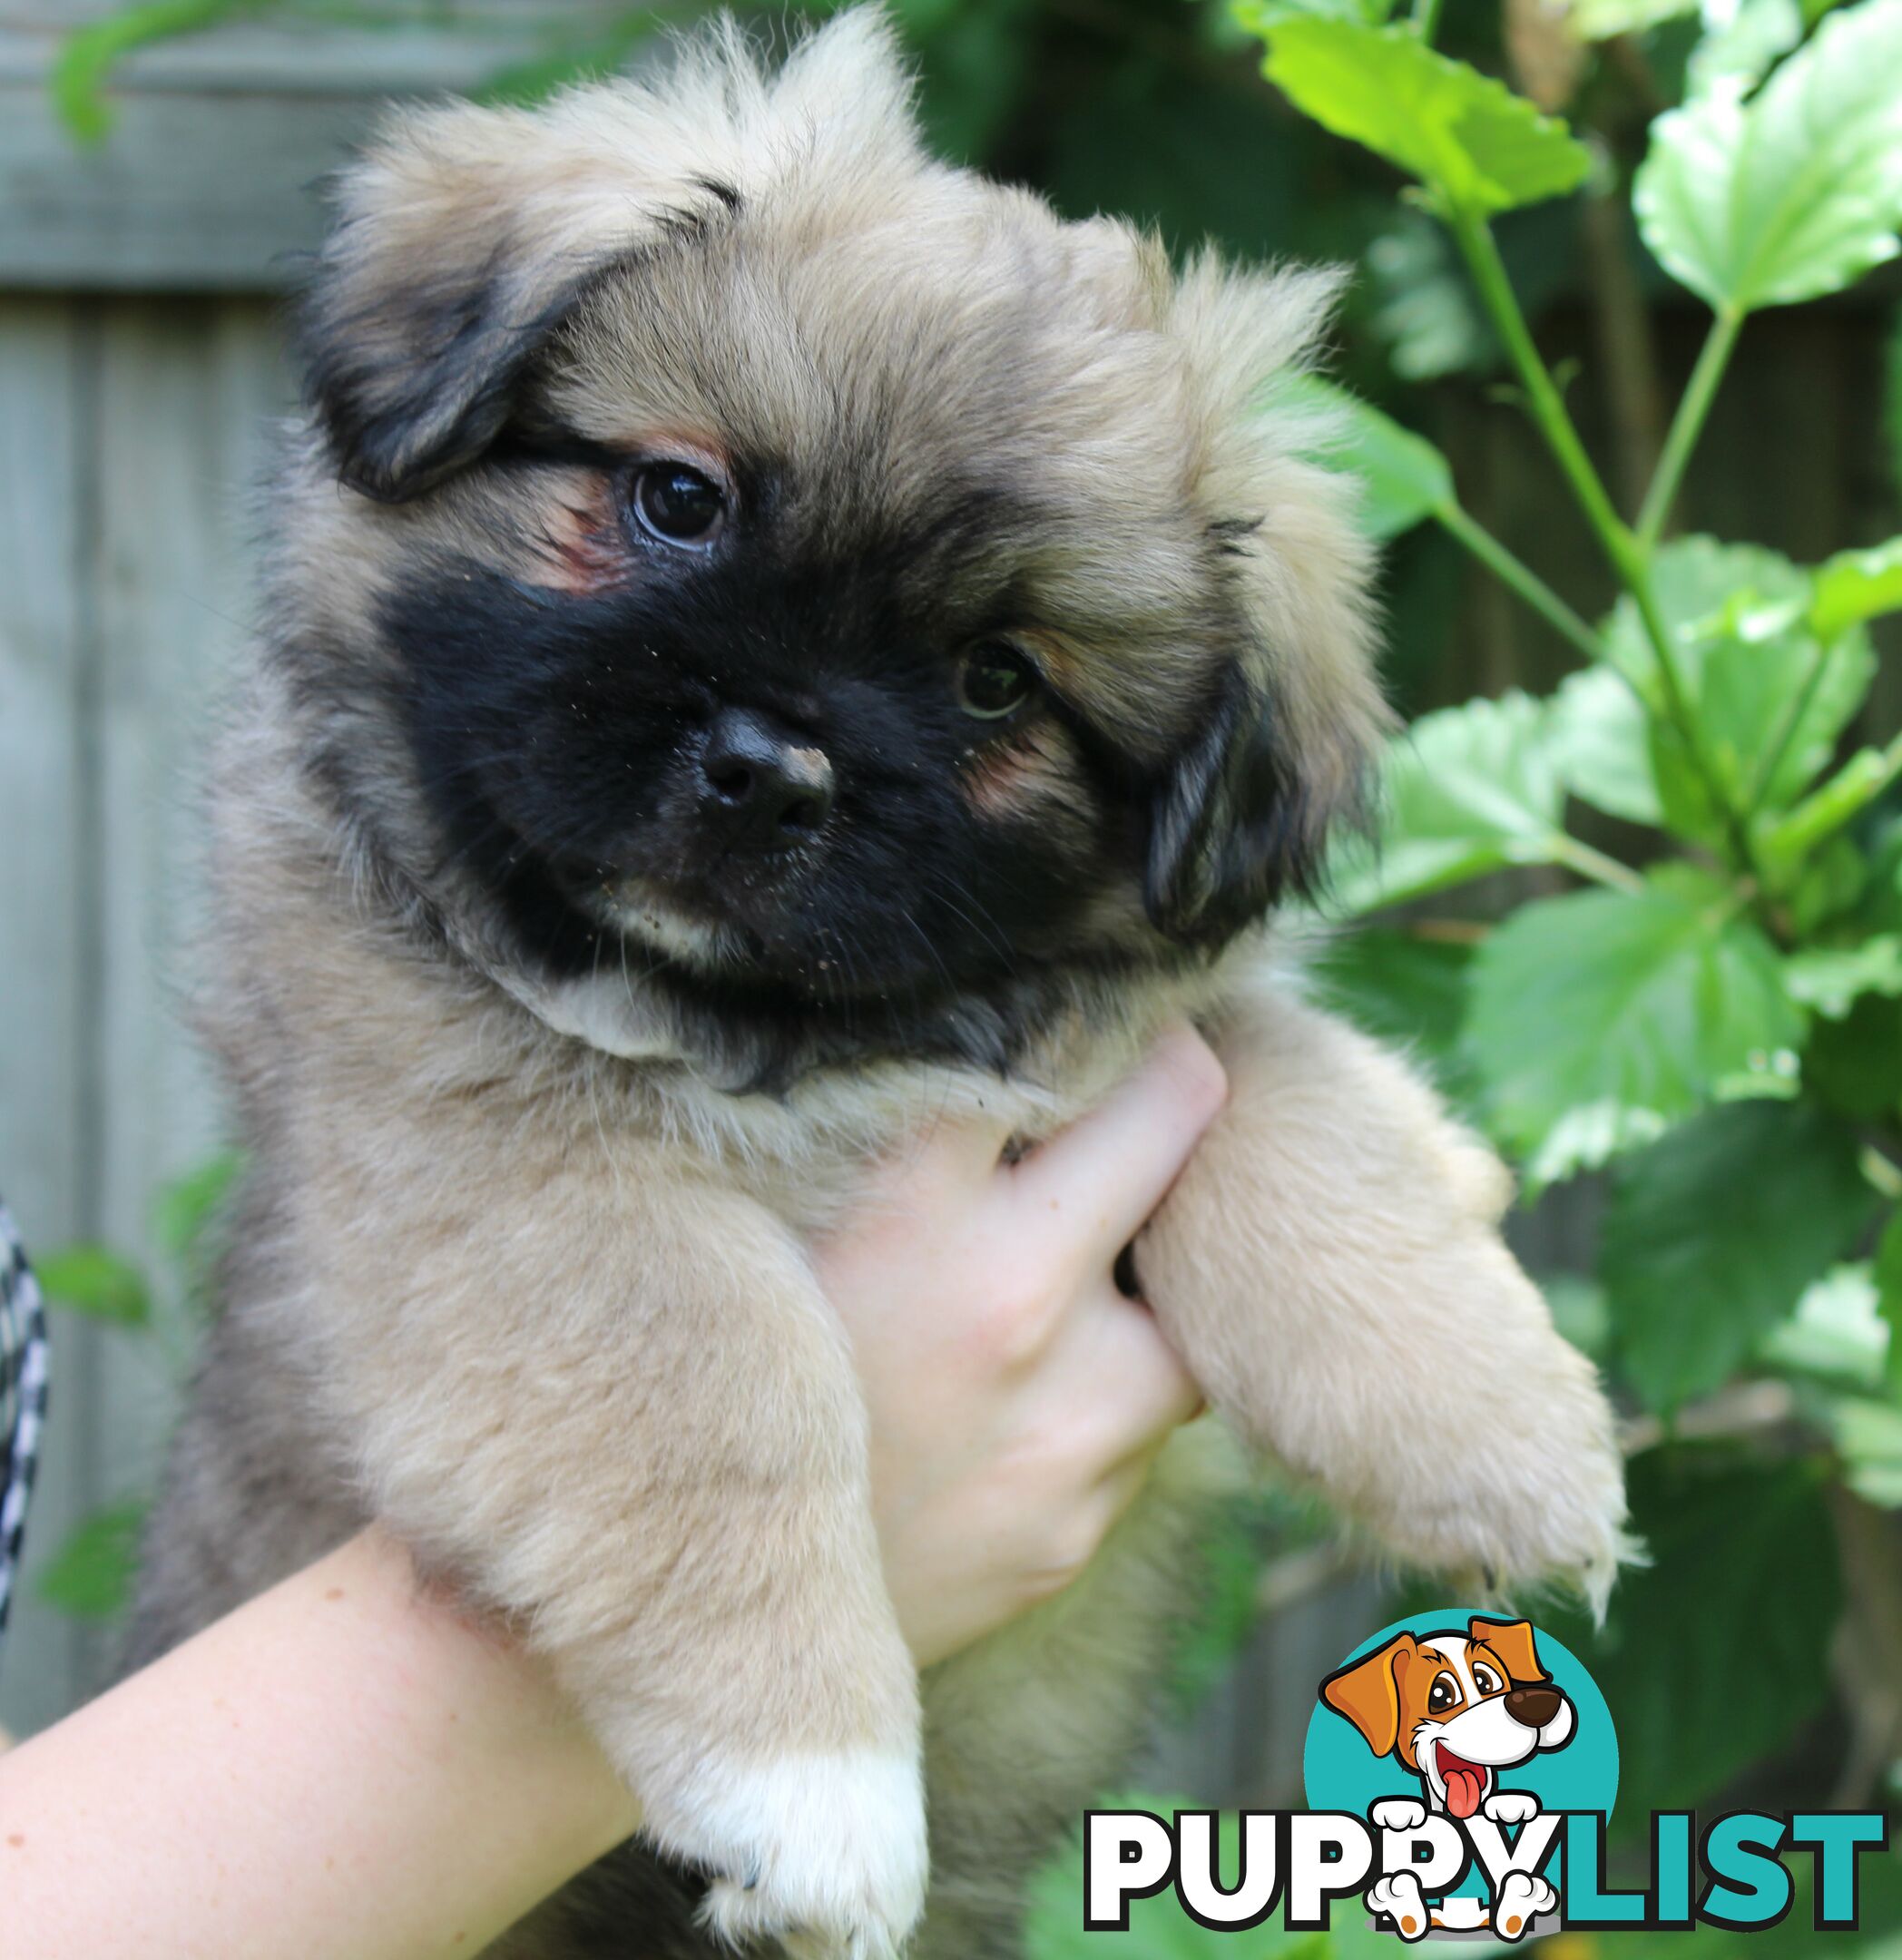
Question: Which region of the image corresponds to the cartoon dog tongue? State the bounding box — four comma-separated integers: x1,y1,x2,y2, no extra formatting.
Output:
1437,1745,1487,1819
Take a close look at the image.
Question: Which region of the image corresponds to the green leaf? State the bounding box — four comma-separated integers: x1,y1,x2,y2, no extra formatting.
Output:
1544,664,1663,826
1368,211,1497,381
1603,1100,1876,1410
34,1243,151,1328
1785,936,1902,1017
1806,991,1902,1121
1307,926,1481,1111
1811,536,1902,637
35,1498,149,1620
1466,865,1804,1180
51,0,259,143
1688,0,1804,94
1282,376,1454,539
152,1149,244,1264
1326,691,1569,914
1544,1452,1839,1818
1603,537,1876,830
1250,17,1592,217
1634,0,1902,312
1833,1393,1902,1505
1568,0,1698,34
1758,1260,1886,1384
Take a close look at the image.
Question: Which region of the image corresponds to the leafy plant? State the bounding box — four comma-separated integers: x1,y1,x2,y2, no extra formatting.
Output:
31,1152,242,1622
1241,0,1902,1850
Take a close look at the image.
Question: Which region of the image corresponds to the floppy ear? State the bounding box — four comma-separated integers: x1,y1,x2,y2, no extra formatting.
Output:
298,9,919,501
1470,1617,1549,1685
1149,259,1389,943
1146,665,1315,941
299,95,731,504
1319,1633,1417,1759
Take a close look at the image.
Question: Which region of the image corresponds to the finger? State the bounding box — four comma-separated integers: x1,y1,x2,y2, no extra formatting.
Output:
1009,1024,1227,1270
858,1089,1020,1208
1047,1284,1205,1456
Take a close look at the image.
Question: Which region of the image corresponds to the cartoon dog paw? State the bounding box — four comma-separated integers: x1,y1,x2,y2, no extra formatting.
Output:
1483,1791,1539,1827
1371,1797,1429,1833
1491,1870,1558,1942
1365,1871,1432,1942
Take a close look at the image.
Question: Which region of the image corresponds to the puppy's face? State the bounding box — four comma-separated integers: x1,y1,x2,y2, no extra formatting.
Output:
279,10,1385,1069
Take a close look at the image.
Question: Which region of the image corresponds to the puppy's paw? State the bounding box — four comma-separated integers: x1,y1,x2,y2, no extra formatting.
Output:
1364,1872,1431,1942
1344,1252,1637,1617
662,1749,928,1960
1370,1798,1428,1833
1491,1870,1557,1941
1482,1791,1539,1827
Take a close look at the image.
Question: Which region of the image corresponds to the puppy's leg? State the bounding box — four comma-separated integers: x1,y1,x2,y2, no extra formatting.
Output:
294,1102,924,1960
1138,979,1628,1604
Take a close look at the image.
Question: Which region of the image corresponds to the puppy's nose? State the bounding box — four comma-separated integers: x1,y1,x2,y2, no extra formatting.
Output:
698,707,834,854
1504,1685,1562,1730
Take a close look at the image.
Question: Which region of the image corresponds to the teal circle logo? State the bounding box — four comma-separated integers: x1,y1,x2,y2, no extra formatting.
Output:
1304,1610,1617,1923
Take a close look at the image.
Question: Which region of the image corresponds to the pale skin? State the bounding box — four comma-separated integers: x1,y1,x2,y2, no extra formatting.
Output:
0,1027,1223,1960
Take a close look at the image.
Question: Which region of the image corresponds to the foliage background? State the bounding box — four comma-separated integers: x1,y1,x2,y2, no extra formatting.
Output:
12,0,1902,1951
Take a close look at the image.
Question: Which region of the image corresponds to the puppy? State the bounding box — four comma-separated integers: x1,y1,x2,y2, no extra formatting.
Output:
126,15,1628,1957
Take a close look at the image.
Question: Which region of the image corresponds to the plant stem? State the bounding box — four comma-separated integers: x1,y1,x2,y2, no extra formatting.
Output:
1413,0,1445,43
1554,836,1648,893
1445,203,1767,883
1436,502,1603,663
1637,305,1744,551
1446,208,1633,559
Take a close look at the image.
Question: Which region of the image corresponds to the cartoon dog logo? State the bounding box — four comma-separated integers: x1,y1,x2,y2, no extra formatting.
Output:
1319,1616,1573,1938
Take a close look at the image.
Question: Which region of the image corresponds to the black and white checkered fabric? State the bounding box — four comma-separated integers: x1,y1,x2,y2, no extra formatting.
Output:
0,1193,50,1660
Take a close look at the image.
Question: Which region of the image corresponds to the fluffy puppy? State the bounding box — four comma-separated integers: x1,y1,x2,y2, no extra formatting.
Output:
127,14,1628,1957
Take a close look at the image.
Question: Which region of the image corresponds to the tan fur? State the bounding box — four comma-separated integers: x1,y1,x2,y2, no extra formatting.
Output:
131,16,1628,1959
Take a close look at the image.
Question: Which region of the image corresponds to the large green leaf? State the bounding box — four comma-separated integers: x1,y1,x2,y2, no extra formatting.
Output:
1250,17,1591,216
1326,691,1570,914
1688,0,1804,94
1634,0,1902,311
1603,1100,1876,1410
1603,537,1876,831
1544,664,1663,825
1544,1452,1839,1820
1466,864,1804,1180
1811,535,1902,637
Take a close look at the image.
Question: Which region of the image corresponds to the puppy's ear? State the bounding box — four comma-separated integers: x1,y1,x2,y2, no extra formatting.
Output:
1149,259,1390,942
1470,1617,1550,1686
1319,1633,1417,1759
299,103,656,502
298,9,919,501
1146,665,1311,941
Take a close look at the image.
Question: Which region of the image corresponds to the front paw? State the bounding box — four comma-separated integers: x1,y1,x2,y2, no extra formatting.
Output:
1483,1792,1539,1827
1370,1798,1427,1833
660,1749,928,1960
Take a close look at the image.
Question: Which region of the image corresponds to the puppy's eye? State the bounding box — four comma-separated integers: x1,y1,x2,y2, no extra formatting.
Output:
956,642,1035,720
632,463,726,546
1426,1674,1460,1714
1473,1665,1503,1696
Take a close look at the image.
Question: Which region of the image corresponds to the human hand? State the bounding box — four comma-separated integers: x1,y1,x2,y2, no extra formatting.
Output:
816,1024,1228,1667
